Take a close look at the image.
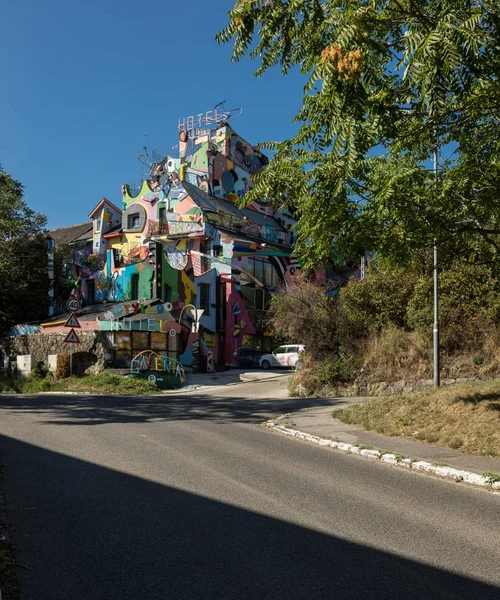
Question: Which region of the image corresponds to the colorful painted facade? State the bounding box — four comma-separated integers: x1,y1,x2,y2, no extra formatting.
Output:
51,123,305,369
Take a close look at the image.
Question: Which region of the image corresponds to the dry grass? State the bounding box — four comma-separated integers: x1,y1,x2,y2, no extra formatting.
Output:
361,328,500,383
361,329,432,382
333,380,500,457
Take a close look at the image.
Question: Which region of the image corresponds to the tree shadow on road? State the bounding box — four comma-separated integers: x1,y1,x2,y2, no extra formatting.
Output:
2,434,499,600
0,381,340,426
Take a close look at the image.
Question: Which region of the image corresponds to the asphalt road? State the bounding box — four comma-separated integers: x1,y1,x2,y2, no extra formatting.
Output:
0,377,499,600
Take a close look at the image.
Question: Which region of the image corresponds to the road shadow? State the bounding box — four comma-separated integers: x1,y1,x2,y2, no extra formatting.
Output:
2,434,499,600
456,391,500,412
0,382,338,426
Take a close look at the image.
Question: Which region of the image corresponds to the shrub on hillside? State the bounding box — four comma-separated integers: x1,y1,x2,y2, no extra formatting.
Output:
361,328,432,382
407,261,500,351
267,274,339,358
338,269,418,344
289,353,361,396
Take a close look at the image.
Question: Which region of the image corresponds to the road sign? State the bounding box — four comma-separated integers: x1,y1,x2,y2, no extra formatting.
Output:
206,350,213,373
191,309,204,333
64,313,81,328
66,297,81,312
64,328,80,344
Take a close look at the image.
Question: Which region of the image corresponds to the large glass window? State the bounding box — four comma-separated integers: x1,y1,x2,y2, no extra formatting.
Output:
112,330,179,367
234,258,282,332
199,283,210,315
132,331,149,350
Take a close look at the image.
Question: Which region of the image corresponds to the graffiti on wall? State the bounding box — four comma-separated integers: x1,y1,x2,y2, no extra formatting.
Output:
55,119,320,369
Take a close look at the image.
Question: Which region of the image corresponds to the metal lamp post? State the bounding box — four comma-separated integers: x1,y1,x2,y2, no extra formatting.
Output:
433,150,440,387
178,304,204,333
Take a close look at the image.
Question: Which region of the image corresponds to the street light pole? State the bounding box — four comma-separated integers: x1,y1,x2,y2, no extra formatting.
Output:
433,150,440,387
178,304,204,333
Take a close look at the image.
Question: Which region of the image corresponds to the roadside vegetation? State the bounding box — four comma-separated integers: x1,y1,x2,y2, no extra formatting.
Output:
332,381,500,458
275,262,500,397
0,372,159,395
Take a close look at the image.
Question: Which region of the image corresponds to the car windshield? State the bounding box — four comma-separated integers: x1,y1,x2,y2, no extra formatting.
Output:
274,346,287,354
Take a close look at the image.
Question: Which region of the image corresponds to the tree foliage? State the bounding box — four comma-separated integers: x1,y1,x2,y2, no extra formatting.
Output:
267,273,338,358
0,165,48,336
217,0,500,268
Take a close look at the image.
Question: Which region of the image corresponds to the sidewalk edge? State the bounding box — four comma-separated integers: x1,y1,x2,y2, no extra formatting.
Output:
264,421,500,492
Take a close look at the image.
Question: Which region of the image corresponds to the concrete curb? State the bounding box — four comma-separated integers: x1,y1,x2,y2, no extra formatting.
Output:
265,421,500,492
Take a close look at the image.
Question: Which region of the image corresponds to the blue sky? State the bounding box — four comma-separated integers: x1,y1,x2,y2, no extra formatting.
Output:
0,0,304,229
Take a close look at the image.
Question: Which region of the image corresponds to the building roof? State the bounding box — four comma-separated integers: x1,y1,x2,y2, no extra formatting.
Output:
88,197,123,219
182,181,247,220
69,229,94,245
39,299,161,326
46,222,93,246
216,226,292,254
102,223,123,238
242,207,285,231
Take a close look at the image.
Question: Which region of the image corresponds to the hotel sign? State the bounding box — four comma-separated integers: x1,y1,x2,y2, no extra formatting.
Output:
178,106,242,131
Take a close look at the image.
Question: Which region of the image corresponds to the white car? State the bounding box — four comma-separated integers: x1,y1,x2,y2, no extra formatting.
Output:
259,345,305,370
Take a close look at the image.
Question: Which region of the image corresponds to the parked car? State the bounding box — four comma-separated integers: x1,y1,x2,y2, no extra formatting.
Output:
238,346,264,368
259,345,305,369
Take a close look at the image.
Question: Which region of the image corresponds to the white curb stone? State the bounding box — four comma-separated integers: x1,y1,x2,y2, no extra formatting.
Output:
335,442,354,452
380,454,398,465
412,461,436,473
360,449,381,459
265,421,499,491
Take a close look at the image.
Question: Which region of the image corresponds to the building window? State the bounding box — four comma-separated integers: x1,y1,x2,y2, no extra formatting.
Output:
94,219,101,233
213,245,223,257
130,274,139,301
236,258,282,332
199,283,210,315
128,213,140,229
158,206,166,221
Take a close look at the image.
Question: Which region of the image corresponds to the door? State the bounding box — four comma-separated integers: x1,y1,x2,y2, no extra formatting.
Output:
285,346,299,367
273,346,288,366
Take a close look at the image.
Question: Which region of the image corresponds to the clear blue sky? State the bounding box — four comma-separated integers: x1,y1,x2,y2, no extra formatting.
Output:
0,0,303,230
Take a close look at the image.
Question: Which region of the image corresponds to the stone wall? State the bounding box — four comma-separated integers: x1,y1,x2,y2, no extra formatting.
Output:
2,332,114,376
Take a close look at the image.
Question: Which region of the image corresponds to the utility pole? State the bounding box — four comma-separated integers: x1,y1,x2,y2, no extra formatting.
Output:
433,150,440,387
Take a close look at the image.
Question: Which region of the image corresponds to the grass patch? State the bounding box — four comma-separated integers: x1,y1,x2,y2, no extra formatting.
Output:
0,372,160,395
333,380,500,457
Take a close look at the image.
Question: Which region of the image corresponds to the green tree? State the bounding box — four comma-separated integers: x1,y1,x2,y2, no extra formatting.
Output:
0,165,48,336
267,273,338,358
217,1,500,268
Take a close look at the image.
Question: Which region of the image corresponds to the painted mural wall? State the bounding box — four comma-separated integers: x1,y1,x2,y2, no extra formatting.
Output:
61,121,311,368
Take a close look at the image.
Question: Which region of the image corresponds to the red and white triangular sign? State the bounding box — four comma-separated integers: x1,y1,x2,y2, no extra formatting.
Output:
64,313,81,328
64,328,80,344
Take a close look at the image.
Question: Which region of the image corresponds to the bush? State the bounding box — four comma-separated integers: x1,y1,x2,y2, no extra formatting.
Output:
338,269,418,344
361,328,432,382
267,273,339,359
406,262,500,352
315,354,361,385
55,352,70,379
289,353,360,396
32,361,49,379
